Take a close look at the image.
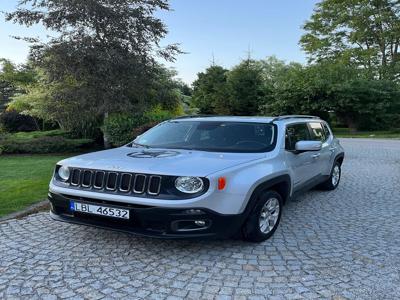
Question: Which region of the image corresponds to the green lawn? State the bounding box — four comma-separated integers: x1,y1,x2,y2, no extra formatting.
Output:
0,154,72,217
333,128,400,139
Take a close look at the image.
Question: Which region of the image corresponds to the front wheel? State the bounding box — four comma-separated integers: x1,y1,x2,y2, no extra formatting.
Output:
320,161,341,190
242,190,283,242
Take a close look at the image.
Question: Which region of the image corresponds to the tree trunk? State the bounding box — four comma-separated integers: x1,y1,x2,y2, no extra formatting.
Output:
103,111,111,149
337,112,358,133
32,117,40,131
346,116,358,133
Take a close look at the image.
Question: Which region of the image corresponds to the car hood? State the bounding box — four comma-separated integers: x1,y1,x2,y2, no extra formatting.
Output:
59,146,265,177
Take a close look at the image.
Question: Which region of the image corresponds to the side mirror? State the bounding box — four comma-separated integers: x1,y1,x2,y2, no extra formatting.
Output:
295,140,322,152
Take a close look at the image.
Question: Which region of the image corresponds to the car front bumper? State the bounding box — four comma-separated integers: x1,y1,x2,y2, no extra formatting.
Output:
48,192,244,239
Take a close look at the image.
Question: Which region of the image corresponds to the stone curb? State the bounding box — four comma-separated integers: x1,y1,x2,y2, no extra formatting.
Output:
0,200,50,223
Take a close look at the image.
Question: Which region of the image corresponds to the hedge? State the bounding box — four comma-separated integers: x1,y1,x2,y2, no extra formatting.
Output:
0,130,94,154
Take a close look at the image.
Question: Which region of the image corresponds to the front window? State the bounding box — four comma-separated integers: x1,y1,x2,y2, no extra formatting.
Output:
133,121,276,153
285,123,310,151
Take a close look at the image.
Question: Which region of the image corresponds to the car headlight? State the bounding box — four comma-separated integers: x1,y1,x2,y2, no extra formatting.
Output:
58,165,70,181
175,176,204,194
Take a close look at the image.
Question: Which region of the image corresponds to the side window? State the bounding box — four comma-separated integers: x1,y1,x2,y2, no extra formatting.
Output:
285,123,311,151
308,122,326,142
322,123,331,140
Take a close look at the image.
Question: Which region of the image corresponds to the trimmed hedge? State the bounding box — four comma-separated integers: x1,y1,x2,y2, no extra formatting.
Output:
0,130,94,154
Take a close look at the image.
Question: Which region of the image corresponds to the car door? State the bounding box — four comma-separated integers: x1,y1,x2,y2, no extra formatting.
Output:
285,123,320,191
307,122,331,175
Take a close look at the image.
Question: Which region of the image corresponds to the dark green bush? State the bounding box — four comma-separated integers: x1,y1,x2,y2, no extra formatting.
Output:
102,108,179,147
0,110,38,132
0,130,94,154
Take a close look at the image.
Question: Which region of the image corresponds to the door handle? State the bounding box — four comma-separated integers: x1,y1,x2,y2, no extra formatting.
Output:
311,153,320,158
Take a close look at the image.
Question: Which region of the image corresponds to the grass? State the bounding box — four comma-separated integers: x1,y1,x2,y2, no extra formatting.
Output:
0,154,73,217
9,129,66,140
333,128,400,139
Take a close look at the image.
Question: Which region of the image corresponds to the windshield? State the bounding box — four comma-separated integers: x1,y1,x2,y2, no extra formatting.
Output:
133,121,276,153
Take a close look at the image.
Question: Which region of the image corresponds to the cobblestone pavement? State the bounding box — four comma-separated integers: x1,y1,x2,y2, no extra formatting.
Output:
1,139,399,300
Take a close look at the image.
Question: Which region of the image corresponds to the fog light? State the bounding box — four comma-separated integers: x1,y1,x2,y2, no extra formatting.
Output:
195,220,206,227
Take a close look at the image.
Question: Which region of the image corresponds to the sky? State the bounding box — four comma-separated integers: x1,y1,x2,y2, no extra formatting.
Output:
0,0,319,84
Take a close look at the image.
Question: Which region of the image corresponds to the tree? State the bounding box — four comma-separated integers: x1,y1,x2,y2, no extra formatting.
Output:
6,0,180,142
227,59,266,115
192,65,230,114
0,59,36,112
300,0,400,80
262,60,400,130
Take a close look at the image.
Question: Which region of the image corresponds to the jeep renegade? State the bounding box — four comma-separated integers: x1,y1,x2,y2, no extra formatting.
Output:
49,115,344,242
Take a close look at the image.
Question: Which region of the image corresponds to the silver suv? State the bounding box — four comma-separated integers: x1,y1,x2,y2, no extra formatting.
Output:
49,115,344,242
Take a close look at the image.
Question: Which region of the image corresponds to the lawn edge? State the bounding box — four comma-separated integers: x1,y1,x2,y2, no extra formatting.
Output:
0,200,50,223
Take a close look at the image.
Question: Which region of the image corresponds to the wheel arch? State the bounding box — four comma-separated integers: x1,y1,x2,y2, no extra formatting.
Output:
334,153,345,166
242,175,291,217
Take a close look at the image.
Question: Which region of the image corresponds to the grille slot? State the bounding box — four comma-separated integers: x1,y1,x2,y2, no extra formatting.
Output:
67,169,163,197
133,174,146,193
93,171,105,189
82,170,93,187
148,176,162,195
70,169,81,186
119,173,132,192
106,172,118,190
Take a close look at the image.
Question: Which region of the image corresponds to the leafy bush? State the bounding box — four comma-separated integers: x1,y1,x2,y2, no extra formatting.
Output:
0,110,38,132
0,130,94,154
102,107,180,147
102,114,147,147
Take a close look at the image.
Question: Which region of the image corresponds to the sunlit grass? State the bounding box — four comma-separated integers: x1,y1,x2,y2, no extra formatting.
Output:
0,154,72,217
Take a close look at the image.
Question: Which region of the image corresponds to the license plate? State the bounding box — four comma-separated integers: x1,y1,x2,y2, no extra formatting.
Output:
70,201,130,219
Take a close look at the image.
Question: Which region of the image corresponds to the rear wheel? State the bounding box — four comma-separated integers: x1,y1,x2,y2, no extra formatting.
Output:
242,190,283,242
320,161,341,190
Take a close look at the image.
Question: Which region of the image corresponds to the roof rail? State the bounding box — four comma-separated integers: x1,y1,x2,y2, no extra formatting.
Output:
172,114,217,120
271,115,320,122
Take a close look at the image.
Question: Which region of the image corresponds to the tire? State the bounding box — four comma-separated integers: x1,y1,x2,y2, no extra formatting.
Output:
319,161,341,190
242,190,283,242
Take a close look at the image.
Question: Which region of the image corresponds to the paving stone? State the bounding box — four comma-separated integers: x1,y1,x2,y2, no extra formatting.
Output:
0,139,400,299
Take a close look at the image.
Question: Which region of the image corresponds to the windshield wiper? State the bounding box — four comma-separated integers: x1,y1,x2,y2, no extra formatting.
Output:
130,141,150,148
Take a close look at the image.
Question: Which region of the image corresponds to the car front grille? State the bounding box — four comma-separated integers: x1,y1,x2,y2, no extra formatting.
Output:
69,168,162,196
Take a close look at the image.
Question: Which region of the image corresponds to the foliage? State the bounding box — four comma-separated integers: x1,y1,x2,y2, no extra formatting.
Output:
6,0,181,143
0,110,38,132
300,0,400,80
102,107,180,147
192,61,266,116
0,130,94,154
227,59,267,115
192,65,230,114
0,154,70,217
102,114,147,147
191,57,400,131
0,59,37,112
262,61,400,130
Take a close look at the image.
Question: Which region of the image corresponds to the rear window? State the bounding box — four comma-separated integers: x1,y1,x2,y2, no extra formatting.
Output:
308,122,326,142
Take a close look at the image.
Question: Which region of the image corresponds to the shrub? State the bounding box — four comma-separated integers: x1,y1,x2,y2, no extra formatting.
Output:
131,121,159,138
0,110,38,132
103,107,179,147
0,130,94,155
102,114,147,147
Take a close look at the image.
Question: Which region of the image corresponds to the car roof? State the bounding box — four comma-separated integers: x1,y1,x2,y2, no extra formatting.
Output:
171,116,275,123
171,115,323,124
